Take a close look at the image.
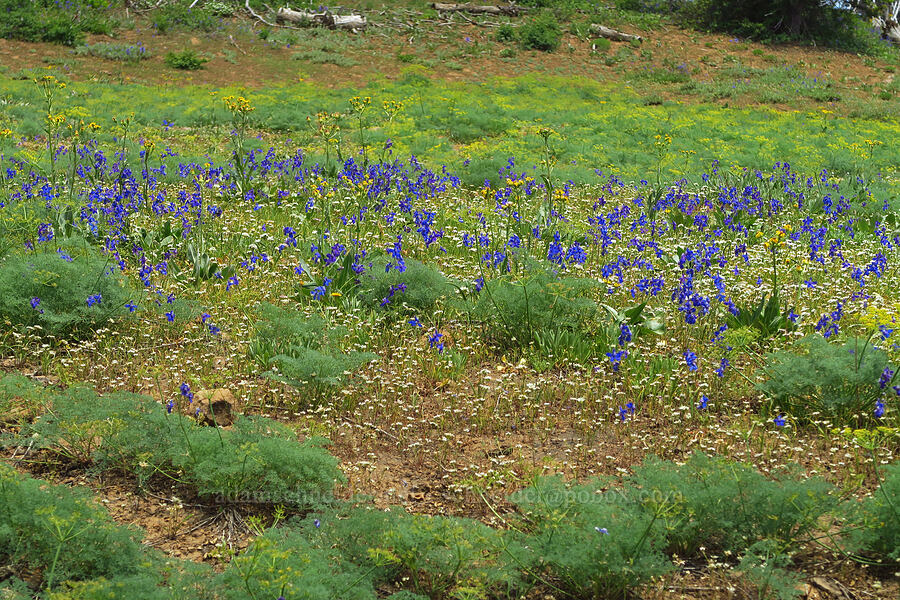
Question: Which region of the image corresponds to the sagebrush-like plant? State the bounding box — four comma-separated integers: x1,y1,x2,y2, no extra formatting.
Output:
625,452,838,558
250,303,376,394
850,462,900,562
0,463,148,589
759,335,890,426
12,380,344,507
0,246,134,338
0,463,216,598
221,527,377,600
509,476,672,598
468,270,597,349
357,256,455,316
171,417,344,506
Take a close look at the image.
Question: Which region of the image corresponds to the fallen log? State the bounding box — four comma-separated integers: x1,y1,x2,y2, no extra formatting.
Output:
432,2,527,16
276,7,367,29
589,24,642,43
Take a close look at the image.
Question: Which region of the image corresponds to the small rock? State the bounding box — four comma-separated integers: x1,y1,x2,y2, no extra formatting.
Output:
191,389,238,427
190,37,201,46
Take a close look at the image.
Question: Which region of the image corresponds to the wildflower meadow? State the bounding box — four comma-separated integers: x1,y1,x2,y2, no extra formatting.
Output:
1,1,900,598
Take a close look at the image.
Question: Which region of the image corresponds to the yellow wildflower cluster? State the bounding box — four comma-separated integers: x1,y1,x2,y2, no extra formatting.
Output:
348,95,371,114
223,95,254,115
382,99,403,121
762,228,788,251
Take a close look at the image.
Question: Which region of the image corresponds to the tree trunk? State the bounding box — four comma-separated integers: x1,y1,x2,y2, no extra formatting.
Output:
432,3,528,16
276,7,367,29
589,24,643,43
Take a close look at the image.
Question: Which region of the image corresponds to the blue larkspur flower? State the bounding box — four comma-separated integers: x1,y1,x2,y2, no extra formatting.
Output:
683,350,698,371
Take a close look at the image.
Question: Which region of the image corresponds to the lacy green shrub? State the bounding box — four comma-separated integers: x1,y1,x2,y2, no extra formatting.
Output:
850,462,900,562
373,511,522,599
469,271,597,348
172,416,344,506
0,463,217,599
0,463,149,589
284,506,523,600
250,303,376,393
0,246,133,338
22,387,165,470
0,374,50,422
164,49,207,70
357,256,455,316
509,476,672,598
220,527,377,600
16,384,344,508
625,452,838,558
759,335,890,426
738,540,806,600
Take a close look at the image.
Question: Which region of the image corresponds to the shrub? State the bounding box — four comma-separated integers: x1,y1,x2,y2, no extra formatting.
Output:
274,506,523,600
372,511,522,599
495,23,517,42
509,476,672,598
468,270,597,348
0,246,134,338
0,0,86,46
357,256,455,315
0,463,216,598
171,416,344,506
0,374,48,422
150,2,218,33
74,42,149,62
518,11,562,52
851,462,900,562
0,463,149,589
758,335,891,427
164,50,208,70
625,452,838,558
15,383,345,507
592,36,612,52
220,526,377,600
250,303,376,394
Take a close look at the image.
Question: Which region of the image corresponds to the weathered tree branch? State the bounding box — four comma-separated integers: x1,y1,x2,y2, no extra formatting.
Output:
276,6,367,30
432,3,527,16
589,24,643,43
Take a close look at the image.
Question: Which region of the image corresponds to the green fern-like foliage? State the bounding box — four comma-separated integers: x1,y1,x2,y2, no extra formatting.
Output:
374,511,522,599
0,463,148,587
357,256,455,316
173,416,344,505
269,346,378,390
252,302,340,353
13,381,344,508
250,302,376,393
0,374,50,422
851,462,900,562
758,335,889,426
0,463,216,598
0,245,133,338
469,270,597,347
220,525,377,600
626,452,838,558
260,506,523,600
509,476,672,598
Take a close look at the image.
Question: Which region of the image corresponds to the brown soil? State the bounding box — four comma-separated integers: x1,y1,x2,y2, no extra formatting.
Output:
0,11,894,116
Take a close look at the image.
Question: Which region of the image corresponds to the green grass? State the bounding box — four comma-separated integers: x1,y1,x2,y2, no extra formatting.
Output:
1,71,897,187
